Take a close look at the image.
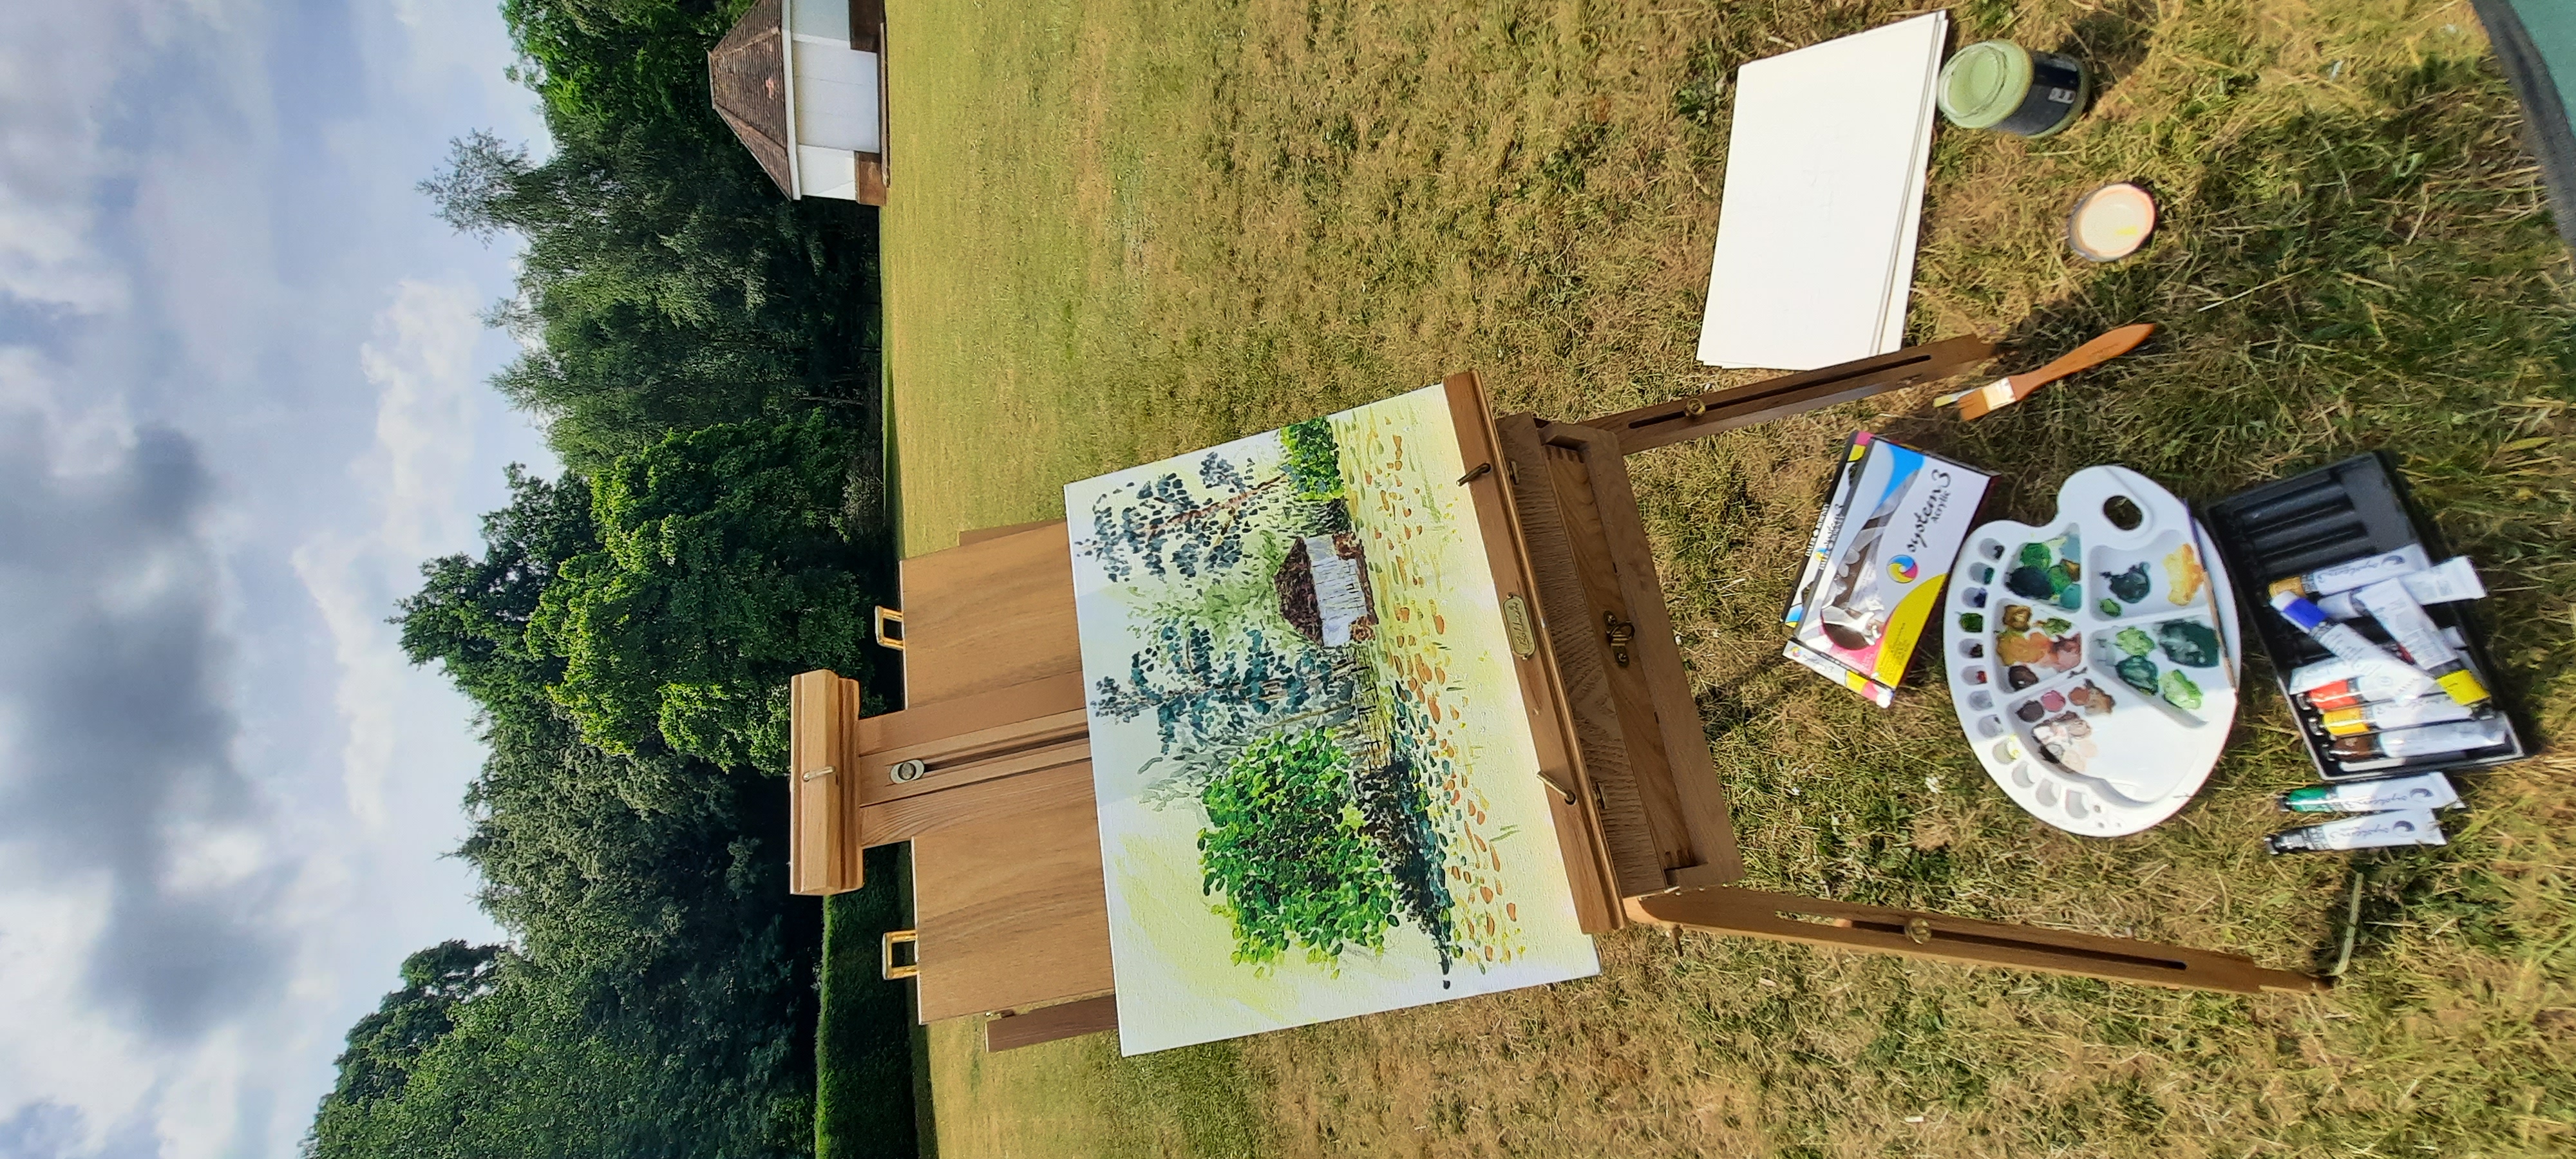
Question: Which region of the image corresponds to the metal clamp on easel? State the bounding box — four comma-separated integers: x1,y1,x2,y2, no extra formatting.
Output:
882,929,920,981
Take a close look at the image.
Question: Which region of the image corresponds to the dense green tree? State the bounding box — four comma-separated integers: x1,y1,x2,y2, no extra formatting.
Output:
307,711,819,1159
317,941,500,1108
397,466,598,730
531,413,882,771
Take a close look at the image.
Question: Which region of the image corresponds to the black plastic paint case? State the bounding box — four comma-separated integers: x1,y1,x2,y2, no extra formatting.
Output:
2204,453,2531,781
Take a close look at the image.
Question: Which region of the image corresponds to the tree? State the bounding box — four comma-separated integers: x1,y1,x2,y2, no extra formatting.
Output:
317,941,501,1108
1197,728,1398,967
307,709,825,1159
1278,417,1345,502
425,0,882,473
398,466,598,730
530,413,882,770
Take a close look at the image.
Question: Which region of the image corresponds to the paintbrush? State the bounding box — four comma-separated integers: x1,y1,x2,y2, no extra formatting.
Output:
1935,323,2157,420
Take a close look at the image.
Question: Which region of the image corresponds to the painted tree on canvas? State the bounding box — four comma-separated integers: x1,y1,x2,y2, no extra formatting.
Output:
1090,620,1366,798
1197,728,1397,966
1084,451,1286,583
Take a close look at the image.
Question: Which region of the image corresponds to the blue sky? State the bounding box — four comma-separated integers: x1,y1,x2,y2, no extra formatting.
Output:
0,2,552,1156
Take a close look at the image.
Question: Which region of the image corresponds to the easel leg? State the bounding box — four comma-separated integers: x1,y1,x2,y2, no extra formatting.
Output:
1630,887,2327,995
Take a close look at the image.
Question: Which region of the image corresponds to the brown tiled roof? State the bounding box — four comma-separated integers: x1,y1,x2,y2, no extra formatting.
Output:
708,0,792,195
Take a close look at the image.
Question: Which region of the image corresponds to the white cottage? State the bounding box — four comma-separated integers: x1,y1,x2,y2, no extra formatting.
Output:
709,0,889,205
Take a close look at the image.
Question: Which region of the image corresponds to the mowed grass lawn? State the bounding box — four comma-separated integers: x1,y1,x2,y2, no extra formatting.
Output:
867,1,2576,1154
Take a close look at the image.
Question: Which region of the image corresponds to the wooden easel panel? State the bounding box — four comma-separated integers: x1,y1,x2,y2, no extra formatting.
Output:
985,994,1121,1052
1495,413,1664,903
1542,425,1742,886
853,672,1087,764
898,522,1082,705
789,670,861,894
957,518,1063,547
859,760,1096,847
1493,417,1742,900
1442,373,1619,933
911,791,1116,1023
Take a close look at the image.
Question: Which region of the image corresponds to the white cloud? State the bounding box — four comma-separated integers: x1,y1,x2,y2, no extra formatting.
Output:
296,277,489,827
0,2,126,316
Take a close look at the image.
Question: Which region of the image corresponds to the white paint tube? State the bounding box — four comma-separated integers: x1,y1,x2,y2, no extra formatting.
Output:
2271,592,2438,699
2279,771,2459,813
2268,543,2431,600
2313,556,2485,619
2266,808,2447,854
2353,580,2491,706
2318,697,2476,736
2327,717,2512,763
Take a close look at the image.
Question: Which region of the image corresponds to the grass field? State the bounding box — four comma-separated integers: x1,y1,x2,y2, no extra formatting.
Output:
871,1,2576,1154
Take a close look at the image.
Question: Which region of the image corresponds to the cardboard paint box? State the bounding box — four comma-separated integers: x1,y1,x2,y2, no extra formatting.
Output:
1783,432,1993,706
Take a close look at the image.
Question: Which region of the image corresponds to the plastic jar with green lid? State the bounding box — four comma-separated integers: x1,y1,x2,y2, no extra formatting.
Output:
1938,41,2090,138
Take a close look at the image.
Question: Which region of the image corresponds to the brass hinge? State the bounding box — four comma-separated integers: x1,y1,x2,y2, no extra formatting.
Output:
1602,610,1634,668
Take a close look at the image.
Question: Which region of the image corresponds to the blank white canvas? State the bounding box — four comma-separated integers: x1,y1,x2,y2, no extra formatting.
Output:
1696,13,1948,370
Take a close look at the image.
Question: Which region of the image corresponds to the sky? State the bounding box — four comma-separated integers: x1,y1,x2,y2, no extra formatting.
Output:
0,2,554,1156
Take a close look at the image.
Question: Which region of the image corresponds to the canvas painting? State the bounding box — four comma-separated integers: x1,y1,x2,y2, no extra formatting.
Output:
1066,383,1601,1055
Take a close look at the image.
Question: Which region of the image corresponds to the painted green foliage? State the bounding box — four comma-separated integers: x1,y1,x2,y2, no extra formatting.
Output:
1197,728,1398,966
1279,417,1344,501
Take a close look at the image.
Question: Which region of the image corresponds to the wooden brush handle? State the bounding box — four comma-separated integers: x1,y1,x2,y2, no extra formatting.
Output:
2012,323,2156,394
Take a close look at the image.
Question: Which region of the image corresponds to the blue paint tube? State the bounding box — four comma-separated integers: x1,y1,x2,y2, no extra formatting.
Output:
2270,592,2438,700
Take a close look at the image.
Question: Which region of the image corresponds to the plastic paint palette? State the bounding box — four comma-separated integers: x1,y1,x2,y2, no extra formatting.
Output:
1944,467,2242,836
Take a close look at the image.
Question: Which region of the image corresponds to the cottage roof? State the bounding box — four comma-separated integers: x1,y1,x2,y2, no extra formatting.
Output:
708,0,793,195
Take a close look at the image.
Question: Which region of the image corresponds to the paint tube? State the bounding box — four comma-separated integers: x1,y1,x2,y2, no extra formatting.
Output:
2326,717,2512,763
2268,543,2430,600
2353,580,2490,706
2313,556,2485,619
2266,809,2447,854
2280,771,2460,813
2289,659,2429,704
2271,592,2438,699
2317,697,2477,736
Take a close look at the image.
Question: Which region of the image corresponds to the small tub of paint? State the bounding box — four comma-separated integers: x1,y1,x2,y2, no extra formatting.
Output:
2066,182,2159,261
1937,41,2089,138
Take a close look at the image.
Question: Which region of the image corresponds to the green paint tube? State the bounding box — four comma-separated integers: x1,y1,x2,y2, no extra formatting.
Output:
2279,771,2459,813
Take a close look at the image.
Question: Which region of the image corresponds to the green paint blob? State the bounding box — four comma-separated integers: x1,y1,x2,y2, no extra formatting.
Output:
2159,669,2204,710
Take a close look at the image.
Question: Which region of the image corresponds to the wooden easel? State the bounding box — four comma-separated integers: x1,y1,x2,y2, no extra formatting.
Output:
790,338,2325,1053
